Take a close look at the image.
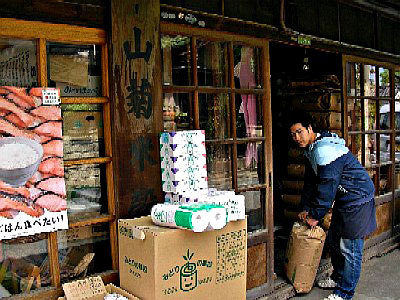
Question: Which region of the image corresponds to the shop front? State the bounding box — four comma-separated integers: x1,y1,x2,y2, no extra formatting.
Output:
0,17,118,299
0,0,399,299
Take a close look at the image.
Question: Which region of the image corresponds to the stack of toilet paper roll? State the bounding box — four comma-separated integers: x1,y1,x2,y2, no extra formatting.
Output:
151,203,227,232
164,189,246,222
160,130,208,193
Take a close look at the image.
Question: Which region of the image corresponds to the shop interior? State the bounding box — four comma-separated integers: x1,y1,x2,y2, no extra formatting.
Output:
269,42,343,278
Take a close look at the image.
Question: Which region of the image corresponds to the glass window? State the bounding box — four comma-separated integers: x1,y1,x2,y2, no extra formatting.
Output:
62,104,105,160
241,190,264,232
0,234,49,296
378,133,392,164
197,40,228,87
379,166,392,195
346,59,395,198
161,35,269,232
57,224,112,283
347,99,362,131
161,35,191,86
233,46,262,89
199,93,230,140
162,93,193,132
379,68,390,97
365,99,377,131
347,134,362,163
366,133,377,166
364,65,376,96
236,94,264,138
237,141,264,187
65,164,108,222
0,38,37,87
207,144,233,190
379,100,391,130
47,43,102,97
346,62,360,96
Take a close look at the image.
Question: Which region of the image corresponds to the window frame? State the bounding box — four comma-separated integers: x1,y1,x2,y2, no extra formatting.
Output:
160,22,273,245
343,55,397,204
0,18,118,296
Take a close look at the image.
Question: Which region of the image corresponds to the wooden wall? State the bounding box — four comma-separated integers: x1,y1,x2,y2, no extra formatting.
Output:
247,243,267,290
0,0,108,28
160,0,400,57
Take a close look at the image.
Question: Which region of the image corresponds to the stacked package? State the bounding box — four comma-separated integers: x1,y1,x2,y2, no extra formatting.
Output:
160,130,208,193
164,189,246,222
153,130,246,232
150,203,227,232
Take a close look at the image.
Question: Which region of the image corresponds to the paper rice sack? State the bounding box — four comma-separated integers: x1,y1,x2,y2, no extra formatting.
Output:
284,222,326,293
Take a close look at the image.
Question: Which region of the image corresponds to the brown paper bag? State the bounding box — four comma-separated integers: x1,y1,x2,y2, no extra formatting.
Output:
284,222,326,293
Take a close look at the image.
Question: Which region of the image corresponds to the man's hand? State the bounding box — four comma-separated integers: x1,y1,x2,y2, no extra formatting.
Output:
305,218,319,227
298,211,308,221
298,211,319,227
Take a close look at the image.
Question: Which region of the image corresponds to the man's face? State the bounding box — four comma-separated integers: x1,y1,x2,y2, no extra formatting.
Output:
290,123,314,148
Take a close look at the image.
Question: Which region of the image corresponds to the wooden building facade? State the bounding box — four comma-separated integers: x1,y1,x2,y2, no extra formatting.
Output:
0,0,399,299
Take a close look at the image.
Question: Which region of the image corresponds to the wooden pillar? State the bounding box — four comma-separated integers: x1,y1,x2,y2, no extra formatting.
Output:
110,0,163,218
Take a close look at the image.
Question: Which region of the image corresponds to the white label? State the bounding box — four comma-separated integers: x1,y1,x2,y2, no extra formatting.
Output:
42,88,60,105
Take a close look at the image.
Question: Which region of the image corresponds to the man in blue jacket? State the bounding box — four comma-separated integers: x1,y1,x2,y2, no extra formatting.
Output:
289,113,377,300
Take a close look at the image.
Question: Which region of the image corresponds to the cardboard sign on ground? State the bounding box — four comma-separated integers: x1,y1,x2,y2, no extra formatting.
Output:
284,222,326,293
118,216,247,300
59,276,140,300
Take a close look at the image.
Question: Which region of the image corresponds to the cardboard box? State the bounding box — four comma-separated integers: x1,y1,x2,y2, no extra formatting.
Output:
58,276,140,300
284,222,326,293
118,216,247,300
63,111,103,141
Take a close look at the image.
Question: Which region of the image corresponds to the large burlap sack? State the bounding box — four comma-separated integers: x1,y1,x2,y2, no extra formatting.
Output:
284,222,326,293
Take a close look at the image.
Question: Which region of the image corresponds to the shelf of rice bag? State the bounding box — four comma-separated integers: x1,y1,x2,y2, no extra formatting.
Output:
62,107,105,160
68,200,102,216
0,225,109,260
57,224,109,250
0,238,48,260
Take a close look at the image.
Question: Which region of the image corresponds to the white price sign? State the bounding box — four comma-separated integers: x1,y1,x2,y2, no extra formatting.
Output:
42,88,60,105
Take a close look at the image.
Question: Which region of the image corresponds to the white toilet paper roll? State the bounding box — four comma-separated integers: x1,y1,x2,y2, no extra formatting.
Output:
207,207,227,230
151,203,210,232
185,209,209,232
151,203,179,227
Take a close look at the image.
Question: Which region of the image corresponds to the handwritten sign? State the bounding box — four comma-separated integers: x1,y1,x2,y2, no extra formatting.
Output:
62,276,106,300
0,46,37,86
0,210,68,240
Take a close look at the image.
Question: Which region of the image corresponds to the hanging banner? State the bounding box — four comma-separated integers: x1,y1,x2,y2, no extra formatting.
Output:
0,86,68,240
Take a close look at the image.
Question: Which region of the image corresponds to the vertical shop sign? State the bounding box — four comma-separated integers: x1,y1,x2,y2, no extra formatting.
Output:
111,0,162,218
124,26,153,120
126,74,153,119
129,136,156,172
124,27,153,62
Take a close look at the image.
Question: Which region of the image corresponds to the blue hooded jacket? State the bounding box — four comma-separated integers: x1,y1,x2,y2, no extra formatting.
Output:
301,131,375,222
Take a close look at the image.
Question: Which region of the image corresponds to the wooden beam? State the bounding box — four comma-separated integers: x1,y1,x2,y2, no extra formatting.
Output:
0,18,106,44
110,0,163,218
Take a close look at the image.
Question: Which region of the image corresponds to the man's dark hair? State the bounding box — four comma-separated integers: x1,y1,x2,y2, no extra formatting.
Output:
287,111,315,129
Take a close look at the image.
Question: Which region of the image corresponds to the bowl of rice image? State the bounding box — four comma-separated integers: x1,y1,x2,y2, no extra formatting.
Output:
0,137,44,187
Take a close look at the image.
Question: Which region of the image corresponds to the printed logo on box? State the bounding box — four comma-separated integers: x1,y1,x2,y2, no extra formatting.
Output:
161,249,213,296
42,88,60,105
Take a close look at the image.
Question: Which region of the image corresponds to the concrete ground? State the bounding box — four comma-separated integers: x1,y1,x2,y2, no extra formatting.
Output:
292,248,400,300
